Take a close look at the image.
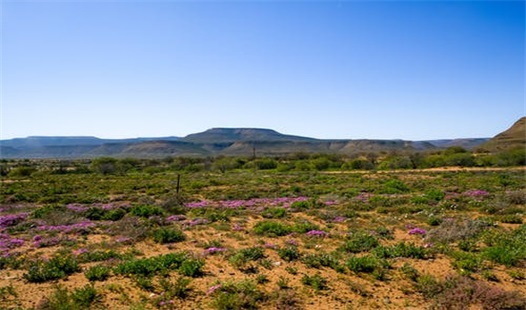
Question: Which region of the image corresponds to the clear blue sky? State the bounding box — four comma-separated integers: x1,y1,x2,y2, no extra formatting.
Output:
1,0,524,140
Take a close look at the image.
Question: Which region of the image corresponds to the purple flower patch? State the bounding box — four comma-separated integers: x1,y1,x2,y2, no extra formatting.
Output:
166,215,186,222
37,220,95,233
206,284,222,295
408,228,427,235
204,247,227,255
0,213,29,229
305,230,329,237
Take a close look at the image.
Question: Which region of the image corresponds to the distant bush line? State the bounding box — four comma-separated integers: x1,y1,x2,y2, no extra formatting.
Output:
1,146,523,177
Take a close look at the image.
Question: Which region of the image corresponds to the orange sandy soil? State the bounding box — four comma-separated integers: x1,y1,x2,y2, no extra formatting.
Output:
0,209,524,310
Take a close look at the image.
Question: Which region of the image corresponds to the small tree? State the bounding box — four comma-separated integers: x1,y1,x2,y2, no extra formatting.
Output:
91,157,118,175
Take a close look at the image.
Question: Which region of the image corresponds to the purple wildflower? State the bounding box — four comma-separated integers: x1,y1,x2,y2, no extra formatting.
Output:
305,230,329,237
187,218,209,227
232,223,244,231
73,248,89,256
66,204,89,213
115,236,132,244
263,242,277,249
408,228,427,235
33,237,63,248
166,215,186,222
332,216,346,223
355,193,371,203
204,247,227,255
37,220,95,233
207,284,222,295
464,190,490,201
0,213,29,228
286,239,298,246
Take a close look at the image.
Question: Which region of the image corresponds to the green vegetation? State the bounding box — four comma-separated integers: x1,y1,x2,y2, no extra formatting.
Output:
0,156,524,309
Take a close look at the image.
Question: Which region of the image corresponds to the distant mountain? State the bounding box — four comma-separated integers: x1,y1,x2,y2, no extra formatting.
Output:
0,124,503,159
0,136,180,149
2,136,105,148
181,128,317,144
480,117,526,151
424,138,490,150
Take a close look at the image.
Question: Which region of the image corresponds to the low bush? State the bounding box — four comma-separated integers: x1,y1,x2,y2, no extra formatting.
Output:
129,205,165,218
209,280,264,310
178,258,205,277
346,255,382,273
151,227,186,244
301,273,328,291
84,265,111,282
77,249,122,263
38,284,101,310
253,221,292,237
483,225,526,267
228,247,266,270
262,207,287,219
277,246,301,262
302,252,341,270
341,232,379,253
272,289,303,310
373,242,428,259
24,254,80,283
113,252,188,277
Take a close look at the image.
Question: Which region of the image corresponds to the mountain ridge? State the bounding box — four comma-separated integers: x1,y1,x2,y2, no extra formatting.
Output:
0,125,507,159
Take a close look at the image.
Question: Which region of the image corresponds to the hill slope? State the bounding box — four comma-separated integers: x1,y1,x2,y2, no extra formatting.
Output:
481,117,526,151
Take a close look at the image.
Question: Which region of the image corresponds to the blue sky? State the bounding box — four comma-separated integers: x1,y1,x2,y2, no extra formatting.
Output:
1,0,524,140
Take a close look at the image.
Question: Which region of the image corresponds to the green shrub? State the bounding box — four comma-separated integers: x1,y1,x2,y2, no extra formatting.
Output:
301,273,328,291
272,289,303,309
277,246,301,262
151,227,186,244
291,220,320,233
84,265,111,282
209,280,264,310
253,220,292,237
71,284,101,308
415,274,442,298
133,275,155,291
114,252,188,277
39,284,101,310
373,242,428,259
77,249,122,263
497,214,523,224
24,254,80,283
483,225,526,267
154,277,192,301
178,258,205,277
103,208,127,221
129,205,165,218
400,263,419,282
427,216,443,226
379,179,409,194
302,252,341,270
262,207,287,219
346,255,381,273
228,247,266,270
341,232,379,253
450,251,484,274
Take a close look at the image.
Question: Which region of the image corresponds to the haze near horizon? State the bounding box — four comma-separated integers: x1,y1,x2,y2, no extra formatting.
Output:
1,1,524,140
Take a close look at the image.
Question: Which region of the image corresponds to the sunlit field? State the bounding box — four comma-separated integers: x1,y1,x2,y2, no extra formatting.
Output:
0,156,524,309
